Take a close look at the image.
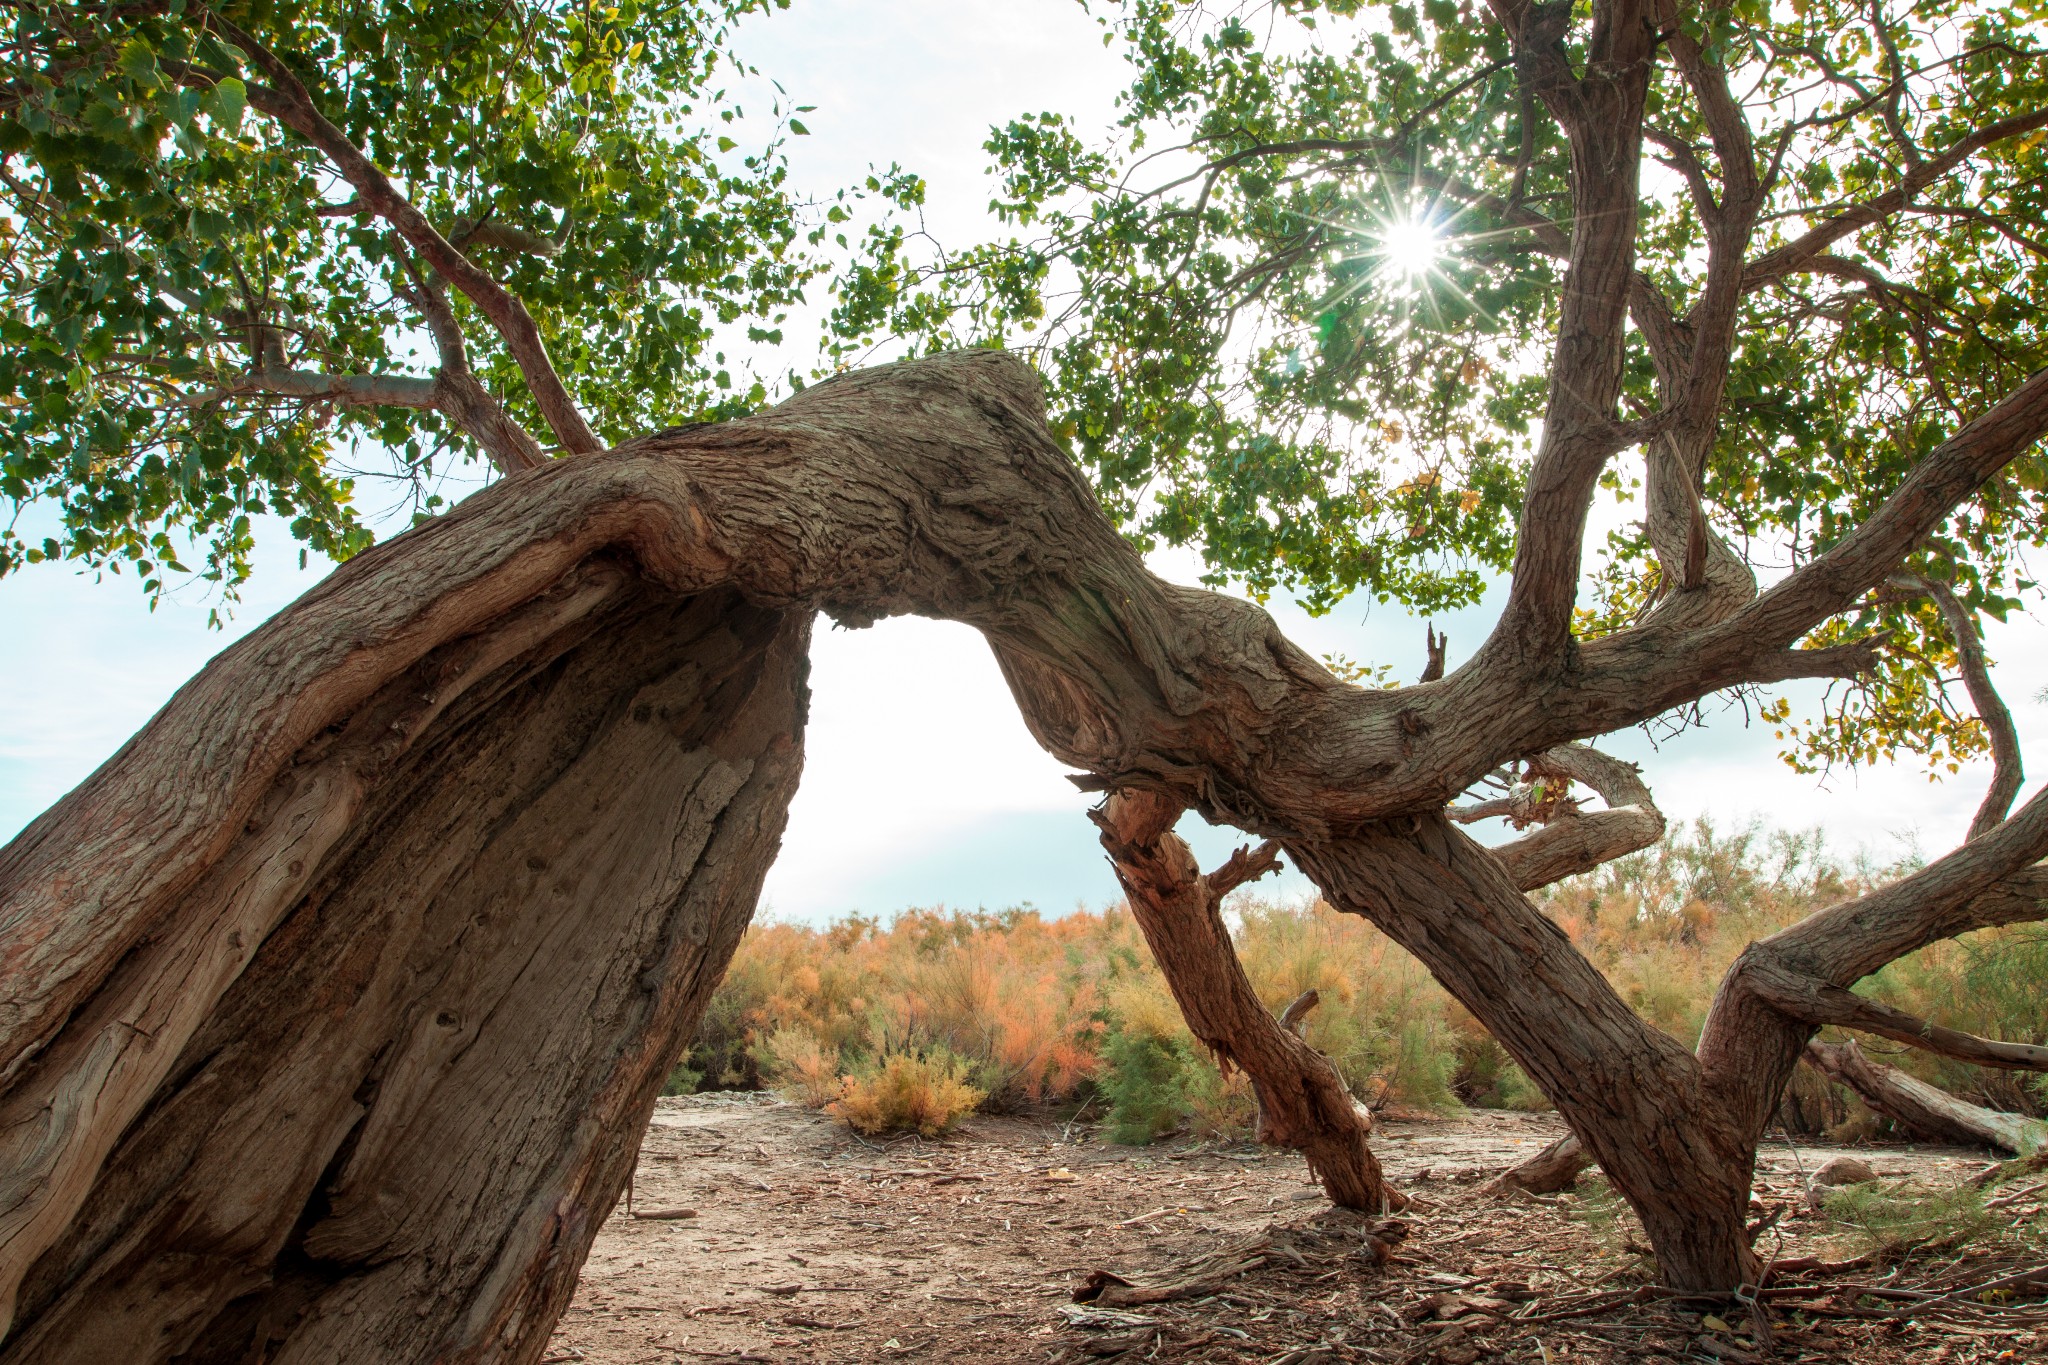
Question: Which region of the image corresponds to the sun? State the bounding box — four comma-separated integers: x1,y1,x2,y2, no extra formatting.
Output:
1376,214,1442,279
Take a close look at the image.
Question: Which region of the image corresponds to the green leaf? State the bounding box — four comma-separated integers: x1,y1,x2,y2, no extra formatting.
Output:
210,76,246,133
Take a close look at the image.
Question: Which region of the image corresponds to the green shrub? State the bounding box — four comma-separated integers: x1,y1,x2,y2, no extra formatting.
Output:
1822,1180,1994,1260
1455,1035,1548,1110
660,1060,704,1097
1099,1028,1201,1143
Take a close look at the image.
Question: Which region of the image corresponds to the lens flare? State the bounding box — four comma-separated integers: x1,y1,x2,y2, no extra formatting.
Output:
1377,215,1442,278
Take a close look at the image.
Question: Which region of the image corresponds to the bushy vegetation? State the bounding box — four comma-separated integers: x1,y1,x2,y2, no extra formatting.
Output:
671,824,2048,1140
828,1049,986,1138
1820,1180,1998,1261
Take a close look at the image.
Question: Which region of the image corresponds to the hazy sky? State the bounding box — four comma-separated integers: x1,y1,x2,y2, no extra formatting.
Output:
4,1,2041,922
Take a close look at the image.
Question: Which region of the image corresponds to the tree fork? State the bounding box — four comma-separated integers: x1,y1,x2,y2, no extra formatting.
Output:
1093,791,1396,1212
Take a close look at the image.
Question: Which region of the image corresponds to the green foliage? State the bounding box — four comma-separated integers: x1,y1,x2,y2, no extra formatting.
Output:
0,0,903,604
1821,1179,1996,1260
1098,1026,1205,1143
660,1058,703,1097
833,0,2048,778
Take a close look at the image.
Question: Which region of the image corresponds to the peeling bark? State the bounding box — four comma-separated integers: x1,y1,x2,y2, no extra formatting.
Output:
4,335,2048,1363
1,577,808,1362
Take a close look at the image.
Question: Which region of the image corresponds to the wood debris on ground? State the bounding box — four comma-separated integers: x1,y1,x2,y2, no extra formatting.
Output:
544,1092,2048,1363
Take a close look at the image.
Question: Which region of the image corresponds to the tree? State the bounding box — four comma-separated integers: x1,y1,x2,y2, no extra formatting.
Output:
4,2,2048,1360
0,0,913,603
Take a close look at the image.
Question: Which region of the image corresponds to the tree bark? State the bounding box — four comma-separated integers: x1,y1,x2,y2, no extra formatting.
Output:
5,344,2046,1362
1289,817,1762,1292
1805,1041,2048,1155
1093,792,1396,1211
0,575,808,1362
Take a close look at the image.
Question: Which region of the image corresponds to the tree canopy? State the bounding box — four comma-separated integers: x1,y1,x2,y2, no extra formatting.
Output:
5,1,2046,768
0,0,914,601
841,0,2048,777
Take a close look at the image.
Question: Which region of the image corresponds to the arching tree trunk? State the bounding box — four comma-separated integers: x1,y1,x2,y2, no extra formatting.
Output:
6,349,2047,1359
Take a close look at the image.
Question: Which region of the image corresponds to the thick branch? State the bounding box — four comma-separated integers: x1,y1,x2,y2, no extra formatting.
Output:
1746,960,2048,1070
1474,0,1660,666
1763,792,2048,987
197,15,601,455
1805,1040,2047,1154
1892,572,2022,838
1570,365,2048,726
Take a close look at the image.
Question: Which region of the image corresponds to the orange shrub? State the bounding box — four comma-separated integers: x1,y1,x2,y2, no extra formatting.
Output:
828,1049,985,1137
674,821,2045,1140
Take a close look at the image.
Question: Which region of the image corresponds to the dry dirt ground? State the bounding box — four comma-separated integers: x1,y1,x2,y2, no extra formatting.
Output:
543,1093,2047,1365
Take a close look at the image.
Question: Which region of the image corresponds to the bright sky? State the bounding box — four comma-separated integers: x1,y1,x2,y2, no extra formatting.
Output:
4,1,2044,922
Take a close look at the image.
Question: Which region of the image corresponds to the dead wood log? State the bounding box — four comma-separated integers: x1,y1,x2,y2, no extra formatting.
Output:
1093,790,1398,1212
1481,1133,1595,1196
1804,1040,2048,1154
1073,1235,1273,1307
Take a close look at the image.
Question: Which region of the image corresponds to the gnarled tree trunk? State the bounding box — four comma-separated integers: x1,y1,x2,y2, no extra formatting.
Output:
0,569,808,1362
1094,791,1395,1211
6,348,2048,1361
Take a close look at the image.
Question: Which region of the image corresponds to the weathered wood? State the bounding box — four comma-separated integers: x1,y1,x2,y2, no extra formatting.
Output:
1094,791,1396,1212
1804,1040,2048,1155
5,330,2048,1365
0,578,808,1362
1482,1134,1594,1197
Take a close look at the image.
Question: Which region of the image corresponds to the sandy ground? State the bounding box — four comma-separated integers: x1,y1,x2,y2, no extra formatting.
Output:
543,1093,2044,1364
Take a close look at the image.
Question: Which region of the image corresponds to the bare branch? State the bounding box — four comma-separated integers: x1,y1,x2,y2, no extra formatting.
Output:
1891,572,2023,838
1419,625,1447,684
449,216,562,260
189,13,602,455
1746,959,2048,1070
1205,839,1284,899
1470,744,1666,892
188,370,440,409
1277,989,1321,1036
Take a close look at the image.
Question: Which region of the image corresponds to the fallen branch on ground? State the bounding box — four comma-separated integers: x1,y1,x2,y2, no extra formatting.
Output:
1805,1040,2048,1153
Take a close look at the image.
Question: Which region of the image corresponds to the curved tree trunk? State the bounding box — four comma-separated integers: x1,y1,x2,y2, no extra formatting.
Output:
0,571,808,1362
1289,818,1762,1291
7,349,2046,1361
